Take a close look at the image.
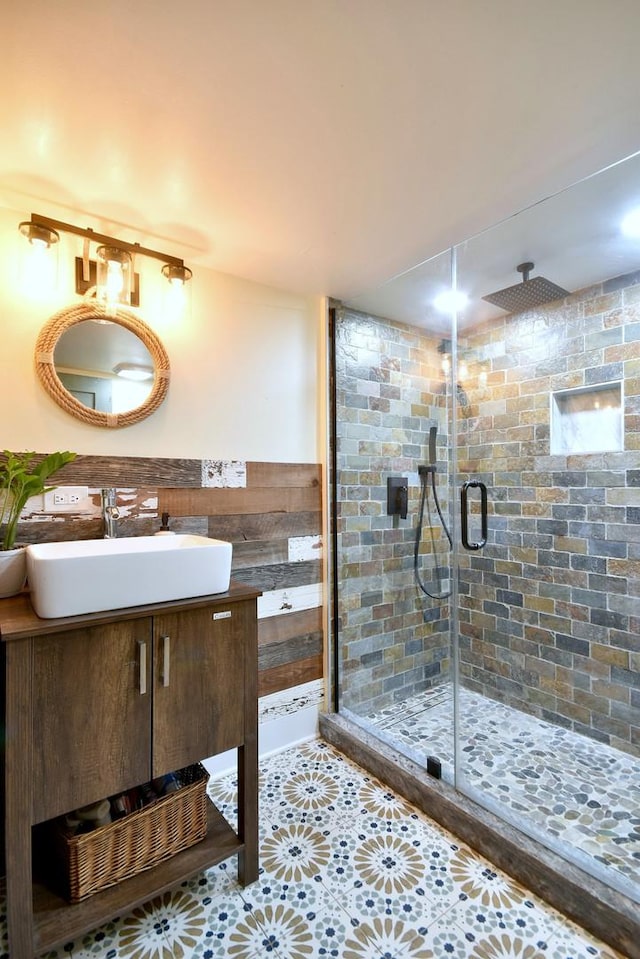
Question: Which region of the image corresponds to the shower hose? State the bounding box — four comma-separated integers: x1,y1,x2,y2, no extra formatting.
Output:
414,464,452,600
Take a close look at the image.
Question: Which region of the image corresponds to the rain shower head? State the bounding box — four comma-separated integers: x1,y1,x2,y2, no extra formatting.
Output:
482,261,569,314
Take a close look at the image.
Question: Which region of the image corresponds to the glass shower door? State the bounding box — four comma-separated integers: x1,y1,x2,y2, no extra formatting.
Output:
453,154,640,903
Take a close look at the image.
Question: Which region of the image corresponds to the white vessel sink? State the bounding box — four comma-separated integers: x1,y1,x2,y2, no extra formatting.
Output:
26,534,233,619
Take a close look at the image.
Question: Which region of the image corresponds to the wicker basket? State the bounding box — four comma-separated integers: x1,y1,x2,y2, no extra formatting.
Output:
51,764,210,902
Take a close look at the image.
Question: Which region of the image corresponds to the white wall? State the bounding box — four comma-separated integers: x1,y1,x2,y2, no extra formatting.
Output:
0,205,326,463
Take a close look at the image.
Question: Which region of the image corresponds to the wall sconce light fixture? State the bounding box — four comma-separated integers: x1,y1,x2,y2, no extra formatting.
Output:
18,213,192,312
438,337,451,375
19,220,60,248
96,245,133,314
161,262,193,318
18,219,60,296
437,338,468,379
161,263,193,286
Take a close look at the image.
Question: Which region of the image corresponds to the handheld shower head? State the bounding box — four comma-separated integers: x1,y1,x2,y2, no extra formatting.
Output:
428,425,437,467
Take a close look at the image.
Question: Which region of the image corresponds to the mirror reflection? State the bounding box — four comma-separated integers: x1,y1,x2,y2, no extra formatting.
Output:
54,319,155,414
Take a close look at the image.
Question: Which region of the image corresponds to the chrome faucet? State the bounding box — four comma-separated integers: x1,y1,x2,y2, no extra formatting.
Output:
101,488,120,539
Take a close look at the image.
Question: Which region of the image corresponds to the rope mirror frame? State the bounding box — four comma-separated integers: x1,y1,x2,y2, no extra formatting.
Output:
35,303,171,428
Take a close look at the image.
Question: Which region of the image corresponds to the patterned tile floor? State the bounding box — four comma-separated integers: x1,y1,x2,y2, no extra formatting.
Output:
363,685,640,890
20,739,628,959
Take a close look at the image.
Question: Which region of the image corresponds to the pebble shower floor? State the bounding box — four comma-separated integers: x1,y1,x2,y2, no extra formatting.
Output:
13,739,626,959
365,685,640,889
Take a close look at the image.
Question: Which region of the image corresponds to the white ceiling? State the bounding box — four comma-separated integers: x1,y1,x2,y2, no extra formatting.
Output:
346,148,640,331
3,0,640,311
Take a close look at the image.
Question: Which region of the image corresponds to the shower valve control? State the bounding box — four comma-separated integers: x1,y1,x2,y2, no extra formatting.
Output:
387,477,408,520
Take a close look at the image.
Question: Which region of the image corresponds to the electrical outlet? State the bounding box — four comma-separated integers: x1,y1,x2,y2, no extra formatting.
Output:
43,486,91,513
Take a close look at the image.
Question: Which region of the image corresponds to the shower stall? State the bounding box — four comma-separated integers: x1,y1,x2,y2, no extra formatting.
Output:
321,152,640,955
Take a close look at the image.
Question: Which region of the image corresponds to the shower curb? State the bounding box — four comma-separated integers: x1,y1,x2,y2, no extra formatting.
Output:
319,712,639,959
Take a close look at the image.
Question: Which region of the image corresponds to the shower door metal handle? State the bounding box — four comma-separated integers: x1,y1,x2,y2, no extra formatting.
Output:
461,480,488,550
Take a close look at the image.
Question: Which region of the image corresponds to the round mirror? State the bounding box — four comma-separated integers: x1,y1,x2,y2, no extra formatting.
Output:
35,303,170,428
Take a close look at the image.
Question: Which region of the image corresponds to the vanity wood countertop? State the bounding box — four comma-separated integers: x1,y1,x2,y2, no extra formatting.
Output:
0,579,261,640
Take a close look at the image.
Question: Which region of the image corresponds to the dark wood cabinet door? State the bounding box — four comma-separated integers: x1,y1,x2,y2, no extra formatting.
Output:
152,601,251,776
31,619,153,823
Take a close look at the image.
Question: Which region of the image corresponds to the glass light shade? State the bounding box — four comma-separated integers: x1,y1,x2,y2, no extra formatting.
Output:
96,245,133,314
18,221,59,298
161,263,192,285
19,221,60,248
161,263,192,320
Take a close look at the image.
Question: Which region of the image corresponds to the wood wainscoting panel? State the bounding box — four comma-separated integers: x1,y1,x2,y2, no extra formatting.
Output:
258,632,322,673
158,485,320,516
206,510,320,544
258,607,322,647
57,455,203,488
246,462,321,488
232,560,321,592
258,654,323,697
257,607,323,688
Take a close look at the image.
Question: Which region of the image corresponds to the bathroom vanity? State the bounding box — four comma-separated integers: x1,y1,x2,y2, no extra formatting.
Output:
0,581,260,959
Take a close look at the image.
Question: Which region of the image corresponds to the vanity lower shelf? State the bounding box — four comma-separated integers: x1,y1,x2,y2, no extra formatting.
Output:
32,801,242,954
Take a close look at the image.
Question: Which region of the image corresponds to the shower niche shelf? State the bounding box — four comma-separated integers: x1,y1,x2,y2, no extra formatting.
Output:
550,382,623,455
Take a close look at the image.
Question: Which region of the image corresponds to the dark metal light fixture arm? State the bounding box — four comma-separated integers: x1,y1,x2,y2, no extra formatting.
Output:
29,212,187,269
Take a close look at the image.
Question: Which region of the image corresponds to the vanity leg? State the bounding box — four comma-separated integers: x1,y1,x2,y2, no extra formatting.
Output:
5,639,35,959
237,741,258,886
237,604,258,887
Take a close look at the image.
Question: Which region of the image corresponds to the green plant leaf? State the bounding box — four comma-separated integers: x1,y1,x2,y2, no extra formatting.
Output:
0,449,77,550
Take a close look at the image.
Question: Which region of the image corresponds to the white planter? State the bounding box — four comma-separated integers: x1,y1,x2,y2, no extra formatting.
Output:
0,547,27,598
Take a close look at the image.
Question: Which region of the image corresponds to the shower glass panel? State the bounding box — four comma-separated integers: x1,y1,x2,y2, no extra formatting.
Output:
333,247,459,781
454,154,640,901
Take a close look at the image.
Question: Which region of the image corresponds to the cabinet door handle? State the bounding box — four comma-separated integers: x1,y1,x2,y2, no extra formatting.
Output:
162,634,171,687
138,641,147,695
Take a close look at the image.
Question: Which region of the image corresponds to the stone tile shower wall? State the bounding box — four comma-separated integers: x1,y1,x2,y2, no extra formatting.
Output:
457,272,640,755
335,308,451,715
